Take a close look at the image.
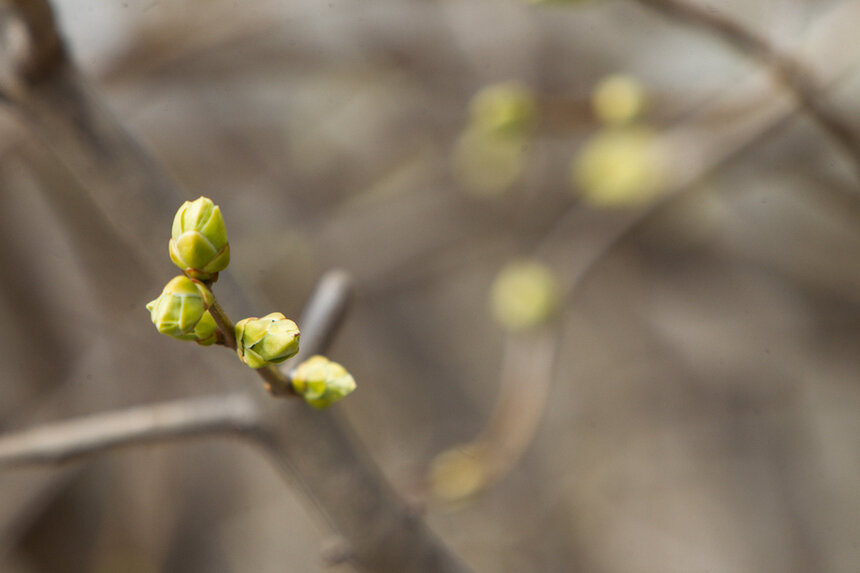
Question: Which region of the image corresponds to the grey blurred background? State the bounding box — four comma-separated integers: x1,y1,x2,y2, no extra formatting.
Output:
1,0,859,571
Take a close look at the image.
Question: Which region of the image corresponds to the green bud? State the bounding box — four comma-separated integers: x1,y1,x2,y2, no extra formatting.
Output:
490,260,560,331
146,276,217,345
169,196,230,282
235,312,300,369
290,355,357,409
469,82,538,138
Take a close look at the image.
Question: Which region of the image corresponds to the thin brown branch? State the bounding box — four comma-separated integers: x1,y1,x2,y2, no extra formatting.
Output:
632,0,860,180
290,269,354,363
0,394,259,467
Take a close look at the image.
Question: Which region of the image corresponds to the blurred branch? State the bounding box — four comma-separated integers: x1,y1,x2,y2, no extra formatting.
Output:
0,2,471,571
0,395,259,467
632,0,860,180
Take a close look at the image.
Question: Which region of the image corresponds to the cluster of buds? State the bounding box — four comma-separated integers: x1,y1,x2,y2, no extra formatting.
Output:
145,196,356,408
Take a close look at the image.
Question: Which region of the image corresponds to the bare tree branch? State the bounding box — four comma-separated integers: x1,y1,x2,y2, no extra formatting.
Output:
0,394,259,467
632,0,860,180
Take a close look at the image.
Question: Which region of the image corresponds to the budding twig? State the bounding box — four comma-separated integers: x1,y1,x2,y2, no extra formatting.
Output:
0,270,352,468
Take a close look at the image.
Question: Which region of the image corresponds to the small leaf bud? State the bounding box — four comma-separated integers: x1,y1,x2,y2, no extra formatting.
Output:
235,312,300,369
169,196,230,281
469,82,538,138
146,276,217,344
490,260,560,331
290,355,357,409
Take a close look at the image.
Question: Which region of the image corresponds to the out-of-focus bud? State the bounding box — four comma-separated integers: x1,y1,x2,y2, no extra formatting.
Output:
430,445,487,505
572,126,667,207
453,126,527,196
290,355,357,409
235,312,300,369
592,74,646,125
490,260,560,331
146,276,217,345
469,82,538,138
169,196,230,282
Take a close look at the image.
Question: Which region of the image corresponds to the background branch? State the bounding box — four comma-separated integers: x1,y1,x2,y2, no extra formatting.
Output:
633,0,860,180
0,394,259,467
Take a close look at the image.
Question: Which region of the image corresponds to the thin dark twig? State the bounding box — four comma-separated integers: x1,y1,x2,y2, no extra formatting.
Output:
633,0,860,179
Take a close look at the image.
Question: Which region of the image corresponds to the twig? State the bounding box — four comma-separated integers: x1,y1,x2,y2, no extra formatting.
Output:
0,394,259,467
631,0,860,180
209,298,237,350
289,269,354,363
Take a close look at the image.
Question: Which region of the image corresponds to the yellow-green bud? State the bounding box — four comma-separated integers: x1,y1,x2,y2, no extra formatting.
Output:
146,276,218,345
490,260,560,331
592,75,647,125
572,126,667,207
469,82,537,138
235,312,300,369
290,355,357,409
429,445,487,504
169,196,230,282
453,126,527,196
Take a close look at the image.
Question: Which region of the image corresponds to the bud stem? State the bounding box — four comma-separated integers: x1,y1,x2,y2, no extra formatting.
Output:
208,298,236,350
208,295,296,397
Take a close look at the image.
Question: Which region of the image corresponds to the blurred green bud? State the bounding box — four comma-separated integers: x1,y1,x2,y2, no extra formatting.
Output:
490,260,560,331
469,82,537,138
290,355,357,409
235,312,300,369
169,196,230,282
453,126,527,196
430,445,487,504
146,276,218,345
592,74,647,125
572,126,667,207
